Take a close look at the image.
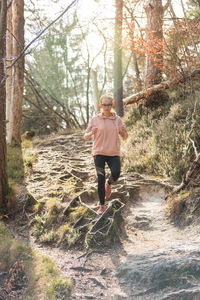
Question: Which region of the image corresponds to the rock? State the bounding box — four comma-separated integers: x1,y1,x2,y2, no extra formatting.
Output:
22,130,35,140
160,288,200,300
117,249,200,298
86,199,125,248
100,268,107,276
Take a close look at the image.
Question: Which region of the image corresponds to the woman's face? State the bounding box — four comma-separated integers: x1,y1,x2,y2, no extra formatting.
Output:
101,98,112,114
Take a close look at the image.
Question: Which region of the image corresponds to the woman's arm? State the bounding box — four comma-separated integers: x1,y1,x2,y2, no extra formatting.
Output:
118,117,128,140
119,126,128,140
84,127,98,140
84,131,93,140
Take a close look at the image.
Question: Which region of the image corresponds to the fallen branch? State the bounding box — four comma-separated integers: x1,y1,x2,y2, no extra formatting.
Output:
123,67,200,105
171,152,200,195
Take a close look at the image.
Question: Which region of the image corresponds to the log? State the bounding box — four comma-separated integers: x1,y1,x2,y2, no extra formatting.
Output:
123,67,200,105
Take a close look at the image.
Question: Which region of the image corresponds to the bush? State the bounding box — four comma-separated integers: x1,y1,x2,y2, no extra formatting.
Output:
122,90,200,182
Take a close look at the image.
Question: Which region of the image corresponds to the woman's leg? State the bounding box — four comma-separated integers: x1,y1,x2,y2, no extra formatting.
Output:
106,156,121,184
94,155,106,205
105,156,121,198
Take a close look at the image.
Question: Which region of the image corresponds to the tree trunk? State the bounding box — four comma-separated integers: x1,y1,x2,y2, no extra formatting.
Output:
144,0,164,86
91,69,99,112
7,0,24,145
132,52,142,92
114,0,123,117
6,0,12,134
0,0,8,209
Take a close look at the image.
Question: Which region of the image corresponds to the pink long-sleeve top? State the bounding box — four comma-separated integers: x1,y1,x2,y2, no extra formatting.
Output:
85,112,126,156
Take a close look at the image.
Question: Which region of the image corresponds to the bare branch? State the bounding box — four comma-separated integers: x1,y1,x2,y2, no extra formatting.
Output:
189,138,199,158
163,0,171,11
7,0,13,10
7,0,79,69
180,0,200,60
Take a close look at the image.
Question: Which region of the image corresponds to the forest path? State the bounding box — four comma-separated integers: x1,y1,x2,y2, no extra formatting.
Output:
15,132,200,299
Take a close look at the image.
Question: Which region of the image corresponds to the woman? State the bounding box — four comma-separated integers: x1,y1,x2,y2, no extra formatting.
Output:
84,94,128,214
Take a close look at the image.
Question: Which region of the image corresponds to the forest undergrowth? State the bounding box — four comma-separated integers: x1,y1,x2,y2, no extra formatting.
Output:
122,80,200,226
122,83,200,182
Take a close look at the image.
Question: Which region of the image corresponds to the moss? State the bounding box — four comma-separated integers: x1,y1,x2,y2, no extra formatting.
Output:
30,252,74,299
45,197,63,214
68,206,88,222
32,212,49,239
39,230,58,244
7,145,24,184
66,230,81,247
46,278,73,300
34,201,44,213
58,224,72,238
22,140,37,174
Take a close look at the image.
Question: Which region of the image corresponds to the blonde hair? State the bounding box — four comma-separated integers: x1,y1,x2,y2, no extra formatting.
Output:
100,94,114,104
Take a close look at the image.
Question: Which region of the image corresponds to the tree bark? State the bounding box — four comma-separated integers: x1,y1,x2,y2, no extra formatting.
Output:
0,0,8,209
132,52,142,92
6,0,12,134
144,0,164,86
7,0,24,145
114,0,123,117
91,69,99,112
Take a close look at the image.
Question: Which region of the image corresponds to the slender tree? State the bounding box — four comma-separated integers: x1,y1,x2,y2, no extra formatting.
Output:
7,0,24,145
6,0,12,132
114,0,123,117
0,0,8,209
91,69,100,112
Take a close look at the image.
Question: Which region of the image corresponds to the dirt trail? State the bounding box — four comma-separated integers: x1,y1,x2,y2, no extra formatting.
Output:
12,132,200,299
122,184,198,255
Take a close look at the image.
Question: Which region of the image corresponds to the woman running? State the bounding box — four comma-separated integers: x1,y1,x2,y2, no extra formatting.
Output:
84,94,128,214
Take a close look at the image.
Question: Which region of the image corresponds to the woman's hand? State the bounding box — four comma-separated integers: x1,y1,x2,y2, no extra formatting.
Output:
91,127,98,135
84,127,98,140
119,126,128,140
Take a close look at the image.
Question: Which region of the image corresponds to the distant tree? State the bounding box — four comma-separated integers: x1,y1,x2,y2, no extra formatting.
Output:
0,0,8,209
114,0,124,117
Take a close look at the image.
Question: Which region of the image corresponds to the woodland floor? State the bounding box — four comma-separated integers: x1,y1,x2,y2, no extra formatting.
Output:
7,132,200,300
